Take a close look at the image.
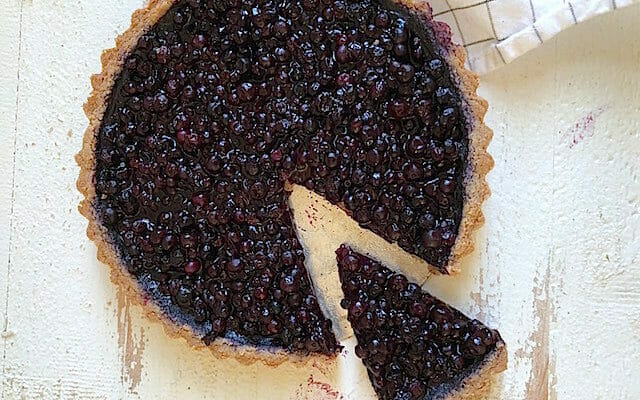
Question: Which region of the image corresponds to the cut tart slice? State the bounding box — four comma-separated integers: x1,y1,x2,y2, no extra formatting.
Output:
77,0,492,362
337,245,506,399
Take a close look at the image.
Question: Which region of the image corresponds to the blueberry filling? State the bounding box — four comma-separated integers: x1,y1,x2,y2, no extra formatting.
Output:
94,0,469,353
337,245,502,399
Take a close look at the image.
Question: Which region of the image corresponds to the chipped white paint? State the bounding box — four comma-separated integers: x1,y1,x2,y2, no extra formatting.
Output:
1,1,639,399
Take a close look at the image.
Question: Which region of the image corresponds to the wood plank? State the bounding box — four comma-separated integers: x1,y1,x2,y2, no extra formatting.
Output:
475,46,557,398
0,1,23,394
548,9,640,398
481,5,640,398
1,1,140,398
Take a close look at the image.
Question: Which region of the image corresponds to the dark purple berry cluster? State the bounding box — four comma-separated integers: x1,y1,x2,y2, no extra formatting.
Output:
94,0,468,353
337,245,501,399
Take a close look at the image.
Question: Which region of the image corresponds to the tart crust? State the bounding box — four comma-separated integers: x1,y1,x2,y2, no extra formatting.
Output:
431,341,507,400
443,43,494,275
76,0,493,364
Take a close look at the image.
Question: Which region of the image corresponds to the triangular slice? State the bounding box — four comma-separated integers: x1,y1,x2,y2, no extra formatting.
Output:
337,245,506,399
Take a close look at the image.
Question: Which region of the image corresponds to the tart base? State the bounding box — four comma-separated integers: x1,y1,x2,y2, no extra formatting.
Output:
445,44,494,275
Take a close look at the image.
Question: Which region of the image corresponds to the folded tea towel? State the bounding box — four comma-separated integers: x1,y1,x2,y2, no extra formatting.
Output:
430,0,638,74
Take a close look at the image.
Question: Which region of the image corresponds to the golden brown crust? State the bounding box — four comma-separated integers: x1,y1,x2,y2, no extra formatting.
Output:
76,0,493,366
444,45,494,275
436,341,507,400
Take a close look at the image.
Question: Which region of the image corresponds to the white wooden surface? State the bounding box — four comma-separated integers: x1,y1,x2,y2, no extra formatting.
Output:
1,1,639,399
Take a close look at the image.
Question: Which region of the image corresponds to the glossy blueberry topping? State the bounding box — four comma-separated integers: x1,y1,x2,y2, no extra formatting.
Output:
94,0,469,353
337,245,501,399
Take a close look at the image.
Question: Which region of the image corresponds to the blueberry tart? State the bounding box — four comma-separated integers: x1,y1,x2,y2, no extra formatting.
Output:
77,0,492,362
337,246,506,399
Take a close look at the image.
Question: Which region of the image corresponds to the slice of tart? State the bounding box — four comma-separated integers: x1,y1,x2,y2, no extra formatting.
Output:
337,245,506,399
77,0,492,361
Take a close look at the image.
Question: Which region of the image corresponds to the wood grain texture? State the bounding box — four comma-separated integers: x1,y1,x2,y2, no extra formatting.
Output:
1,1,639,399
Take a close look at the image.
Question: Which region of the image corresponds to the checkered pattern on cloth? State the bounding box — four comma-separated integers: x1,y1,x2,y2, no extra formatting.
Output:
431,0,639,74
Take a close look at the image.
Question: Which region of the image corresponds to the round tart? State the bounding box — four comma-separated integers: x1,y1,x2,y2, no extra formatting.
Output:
77,0,493,363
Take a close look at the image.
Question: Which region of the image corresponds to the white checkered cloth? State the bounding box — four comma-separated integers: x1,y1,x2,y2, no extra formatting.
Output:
431,0,639,74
